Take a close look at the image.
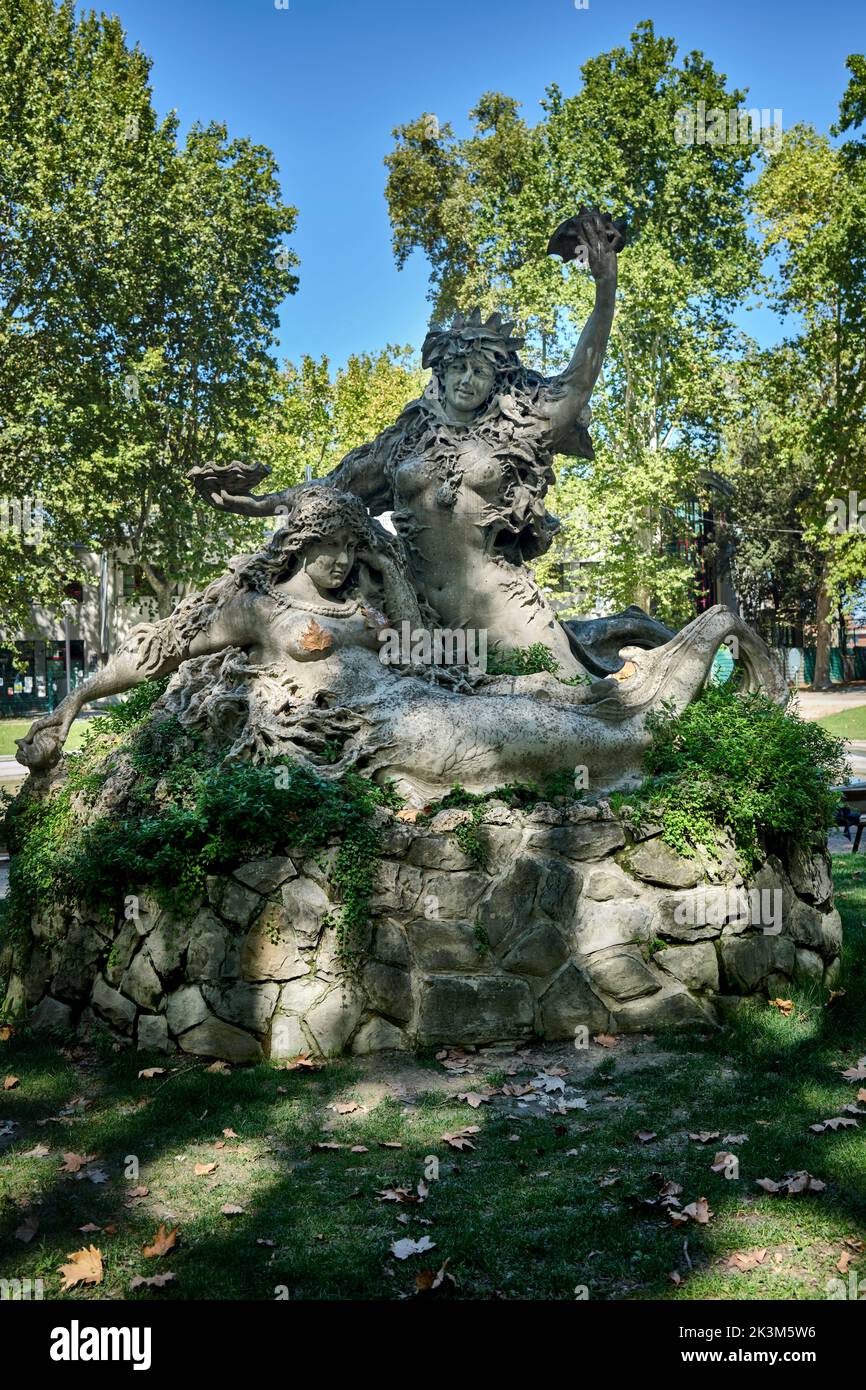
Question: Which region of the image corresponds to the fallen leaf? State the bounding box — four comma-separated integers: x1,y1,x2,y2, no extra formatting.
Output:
79,1223,101,1234
206,1060,231,1074
668,1269,683,1285
283,1055,324,1072
376,1187,419,1205
15,1215,39,1243
143,1224,179,1258
841,1057,866,1082
256,1238,276,1247
456,1091,490,1108
60,1152,96,1173
769,997,794,1016
0,1025,13,1041
350,1145,369,1154
137,1068,166,1080
809,1117,858,1133
441,1126,480,1151
682,1197,713,1225
329,1102,362,1115
710,1151,738,1173
223,1128,240,1139
194,1162,218,1176
378,1141,404,1150
58,1245,103,1290
21,1143,50,1158
390,1235,436,1260
221,1204,245,1216
635,1130,657,1145
722,1134,747,1145
837,1251,856,1275
416,1259,455,1294
726,1249,767,1272
593,1034,619,1048
313,1142,345,1152
756,1171,826,1196
3,1075,19,1090
395,808,419,824
688,1131,721,1144
127,1185,149,1199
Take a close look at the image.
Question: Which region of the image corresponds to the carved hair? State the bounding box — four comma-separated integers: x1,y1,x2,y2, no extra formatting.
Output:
233,486,379,595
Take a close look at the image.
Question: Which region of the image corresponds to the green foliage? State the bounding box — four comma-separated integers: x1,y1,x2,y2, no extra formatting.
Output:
612,686,849,868
0,686,386,972
486,643,564,677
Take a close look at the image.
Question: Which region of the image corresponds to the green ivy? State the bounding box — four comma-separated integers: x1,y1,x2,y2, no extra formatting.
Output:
611,686,848,870
0,684,389,973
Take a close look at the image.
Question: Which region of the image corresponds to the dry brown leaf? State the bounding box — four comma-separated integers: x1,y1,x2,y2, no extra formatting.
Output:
137,1068,166,1080
21,1143,50,1158
350,1144,369,1153
593,1034,619,1048
15,1214,39,1243
415,1259,454,1294
79,1222,102,1234
810,1117,858,1133
313,1141,345,1151
689,1131,721,1144
0,1025,13,1041
441,1126,480,1151
329,1102,362,1114
221,1204,245,1216
726,1248,767,1271
3,1075,19,1090
682,1197,713,1225
283,1054,324,1071
60,1152,96,1173
143,1224,179,1258
300,617,333,653
756,1171,826,1196
837,1250,856,1274
395,808,419,824
206,1060,231,1074
58,1245,103,1290
223,1127,239,1139
127,1185,149,1199
841,1057,866,1082
710,1151,738,1172
390,1235,436,1260
769,997,794,1016
722,1133,747,1145
376,1187,419,1204
378,1141,404,1150
194,1162,218,1176
456,1091,490,1109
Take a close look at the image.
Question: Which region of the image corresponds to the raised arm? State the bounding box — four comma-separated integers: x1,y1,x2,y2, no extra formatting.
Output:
544,210,622,452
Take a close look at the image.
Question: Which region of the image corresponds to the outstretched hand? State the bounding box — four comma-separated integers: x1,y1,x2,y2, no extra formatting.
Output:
15,709,72,772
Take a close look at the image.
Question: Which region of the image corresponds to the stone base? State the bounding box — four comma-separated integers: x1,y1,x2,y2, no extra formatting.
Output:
4,804,842,1057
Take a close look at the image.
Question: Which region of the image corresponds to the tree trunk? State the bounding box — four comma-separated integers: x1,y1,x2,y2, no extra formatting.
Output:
811,559,833,691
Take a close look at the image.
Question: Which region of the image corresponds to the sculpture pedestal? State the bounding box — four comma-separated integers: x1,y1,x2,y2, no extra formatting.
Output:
7,805,842,1057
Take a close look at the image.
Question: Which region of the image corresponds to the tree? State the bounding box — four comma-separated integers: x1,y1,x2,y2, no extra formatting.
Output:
384,21,764,624
754,81,866,687
0,0,298,628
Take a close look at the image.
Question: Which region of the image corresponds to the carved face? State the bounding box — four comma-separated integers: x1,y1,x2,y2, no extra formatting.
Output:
301,527,357,591
442,352,496,416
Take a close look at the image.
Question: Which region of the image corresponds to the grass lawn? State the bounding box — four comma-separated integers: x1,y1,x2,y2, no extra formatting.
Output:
816,705,866,741
0,719,90,759
1,854,864,1303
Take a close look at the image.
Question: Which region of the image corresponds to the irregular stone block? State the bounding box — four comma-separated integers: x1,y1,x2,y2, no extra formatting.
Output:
28,995,73,1032
655,942,719,992
165,984,209,1036
583,866,638,902
719,933,795,993
137,1014,170,1052
179,1016,262,1062
417,974,533,1044
477,859,543,951
241,903,312,981
656,887,738,941
537,859,581,924
611,985,716,1031
537,964,609,1038
824,956,842,990
121,948,163,1011
51,922,104,1002
233,856,296,895
268,1012,311,1059
146,916,186,980
420,872,489,921
105,920,141,986
304,985,366,1055
24,947,52,1006
91,976,136,1033
576,898,654,954
279,876,330,944
370,860,425,913
278,974,328,1015
819,909,843,961
406,832,476,871
371,919,410,967
351,1017,409,1054
361,961,412,1023
185,908,232,982
627,839,703,889
786,846,832,906
203,981,279,1034
212,879,262,929
794,948,824,985
524,822,625,860
501,923,570,977
408,919,486,972
582,946,662,1002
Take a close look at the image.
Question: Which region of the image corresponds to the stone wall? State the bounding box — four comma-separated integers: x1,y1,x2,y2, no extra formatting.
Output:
3,801,842,1058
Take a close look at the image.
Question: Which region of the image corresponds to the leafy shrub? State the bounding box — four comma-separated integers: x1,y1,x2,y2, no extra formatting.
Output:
0,684,388,971
612,685,848,868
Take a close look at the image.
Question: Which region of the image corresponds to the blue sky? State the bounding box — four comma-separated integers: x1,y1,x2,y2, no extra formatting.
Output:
96,0,866,367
